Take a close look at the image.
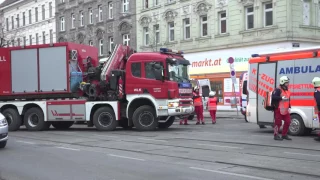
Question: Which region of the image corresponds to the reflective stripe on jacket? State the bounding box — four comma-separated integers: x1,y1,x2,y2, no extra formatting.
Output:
279,88,291,115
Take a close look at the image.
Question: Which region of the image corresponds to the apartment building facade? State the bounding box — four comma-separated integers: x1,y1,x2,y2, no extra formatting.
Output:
136,0,320,108
56,0,136,59
0,0,56,47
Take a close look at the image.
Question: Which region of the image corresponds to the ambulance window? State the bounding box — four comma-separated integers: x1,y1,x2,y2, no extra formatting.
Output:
243,80,248,95
131,62,141,77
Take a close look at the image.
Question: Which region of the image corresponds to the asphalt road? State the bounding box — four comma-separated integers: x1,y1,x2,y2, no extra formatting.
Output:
1,114,320,180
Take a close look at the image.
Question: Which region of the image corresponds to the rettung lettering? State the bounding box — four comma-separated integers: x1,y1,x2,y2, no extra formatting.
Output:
279,65,320,74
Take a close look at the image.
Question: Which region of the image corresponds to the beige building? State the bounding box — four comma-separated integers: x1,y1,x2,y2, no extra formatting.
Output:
136,0,320,108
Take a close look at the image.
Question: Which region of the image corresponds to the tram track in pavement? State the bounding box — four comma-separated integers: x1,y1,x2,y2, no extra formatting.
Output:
9,131,320,179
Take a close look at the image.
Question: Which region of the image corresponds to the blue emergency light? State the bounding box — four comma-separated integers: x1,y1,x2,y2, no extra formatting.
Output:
160,48,184,54
251,54,259,57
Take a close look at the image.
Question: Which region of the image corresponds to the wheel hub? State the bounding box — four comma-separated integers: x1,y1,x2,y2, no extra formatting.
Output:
139,112,154,127
289,118,300,133
28,113,40,127
98,112,113,127
5,114,13,125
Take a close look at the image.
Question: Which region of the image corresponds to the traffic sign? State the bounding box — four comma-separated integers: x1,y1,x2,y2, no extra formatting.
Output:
228,57,237,84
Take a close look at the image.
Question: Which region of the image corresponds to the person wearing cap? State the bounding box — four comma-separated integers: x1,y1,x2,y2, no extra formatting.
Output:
193,86,205,125
207,91,218,124
312,77,320,142
272,76,292,141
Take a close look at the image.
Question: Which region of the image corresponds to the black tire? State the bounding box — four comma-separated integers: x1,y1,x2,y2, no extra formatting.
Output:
158,116,175,129
188,115,195,120
119,118,133,130
2,108,22,131
24,107,51,131
51,121,74,130
93,106,118,131
132,105,158,131
0,141,7,148
289,114,306,136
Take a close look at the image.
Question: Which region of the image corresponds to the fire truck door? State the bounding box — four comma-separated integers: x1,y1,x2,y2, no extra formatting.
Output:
257,63,277,124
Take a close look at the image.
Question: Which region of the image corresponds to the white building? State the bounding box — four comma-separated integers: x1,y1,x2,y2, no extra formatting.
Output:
0,0,56,47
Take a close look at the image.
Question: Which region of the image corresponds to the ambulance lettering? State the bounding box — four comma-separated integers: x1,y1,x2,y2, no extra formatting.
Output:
279,65,320,74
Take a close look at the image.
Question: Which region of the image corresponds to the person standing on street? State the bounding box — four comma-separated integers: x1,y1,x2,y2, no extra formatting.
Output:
193,86,205,125
207,91,218,124
272,76,292,141
312,77,320,142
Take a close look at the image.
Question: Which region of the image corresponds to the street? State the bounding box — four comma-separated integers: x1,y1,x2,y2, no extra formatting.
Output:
1,112,320,180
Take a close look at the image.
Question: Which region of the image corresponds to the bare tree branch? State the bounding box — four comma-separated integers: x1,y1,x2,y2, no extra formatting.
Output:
0,15,20,48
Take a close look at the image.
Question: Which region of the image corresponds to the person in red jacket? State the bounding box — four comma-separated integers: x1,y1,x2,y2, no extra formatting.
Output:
207,91,218,124
312,77,320,142
272,76,292,141
193,86,205,125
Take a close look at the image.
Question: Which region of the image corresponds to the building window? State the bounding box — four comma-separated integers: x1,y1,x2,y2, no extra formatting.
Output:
5,18,8,31
23,36,26,46
168,22,174,42
29,10,32,24
183,18,190,40
11,40,14,46
89,40,93,46
49,2,53,18
35,7,38,22
89,8,93,24
99,39,104,56
108,2,113,19
109,37,114,52
29,35,32,45
50,30,53,43
23,12,25,26
264,2,273,27
80,11,84,26
42,5,45,20
154,24,160,44
36,33,39,44
43,31,46,44
131,63,141,77
98,5,103,22
200,16,208,37
143,0,149,9
303,0,310,26
16,14,19,28
143,27,149,46
123,34,130,46
60,17,65,31
123,0,129,13
246,6,254,30
71,13,75,28
11,16,14,29
219,12,227,34
154,0,159,6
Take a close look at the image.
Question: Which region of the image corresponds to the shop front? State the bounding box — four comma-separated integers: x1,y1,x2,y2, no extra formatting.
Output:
184,42,320,110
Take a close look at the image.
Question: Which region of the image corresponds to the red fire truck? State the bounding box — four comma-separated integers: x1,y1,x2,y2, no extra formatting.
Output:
0,42,194,131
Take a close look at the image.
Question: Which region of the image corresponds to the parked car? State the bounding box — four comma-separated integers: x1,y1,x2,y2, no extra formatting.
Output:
0,112,8,148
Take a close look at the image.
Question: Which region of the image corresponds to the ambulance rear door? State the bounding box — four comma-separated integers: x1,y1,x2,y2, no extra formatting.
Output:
257,62,277,125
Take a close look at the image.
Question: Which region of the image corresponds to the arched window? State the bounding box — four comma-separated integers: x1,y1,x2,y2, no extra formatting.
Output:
99,39,104,56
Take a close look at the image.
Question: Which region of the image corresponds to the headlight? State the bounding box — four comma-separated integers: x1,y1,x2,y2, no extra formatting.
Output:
0,118,8,127
168,102,179,108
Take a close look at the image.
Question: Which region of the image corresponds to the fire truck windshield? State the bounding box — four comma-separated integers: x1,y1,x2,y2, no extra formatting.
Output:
168,63,189,83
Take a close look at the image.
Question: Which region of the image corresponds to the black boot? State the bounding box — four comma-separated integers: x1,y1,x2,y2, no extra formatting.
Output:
274,135,283,141
314,137,320,142
282,135,292,140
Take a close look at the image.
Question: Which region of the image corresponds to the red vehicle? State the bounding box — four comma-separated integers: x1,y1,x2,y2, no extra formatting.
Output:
0,42,194,131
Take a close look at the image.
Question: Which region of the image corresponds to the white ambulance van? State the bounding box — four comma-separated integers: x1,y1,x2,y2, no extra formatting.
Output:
246,47,320,136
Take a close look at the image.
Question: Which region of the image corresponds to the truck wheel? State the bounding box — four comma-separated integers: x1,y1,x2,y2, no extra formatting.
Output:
158,116,175,129
132,105,158,131
289,114,305,136
0,141,7,148
188,115,195,120
51,121,74,130
24,107,51,131
93,107,118,131
2,108,22,131
119,118,133,130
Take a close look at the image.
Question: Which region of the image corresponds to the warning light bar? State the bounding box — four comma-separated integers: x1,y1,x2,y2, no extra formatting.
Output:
160,48,184,55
